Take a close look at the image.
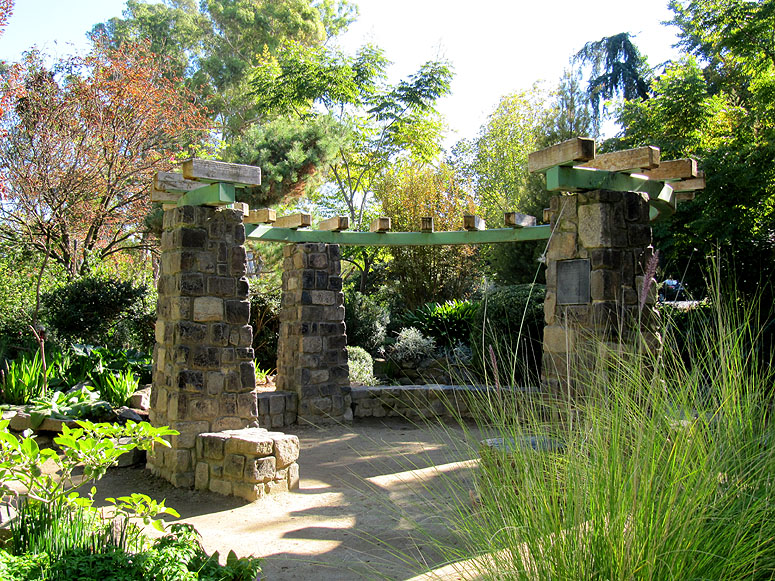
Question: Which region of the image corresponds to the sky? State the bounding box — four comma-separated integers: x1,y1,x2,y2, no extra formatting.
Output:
0,0,683,145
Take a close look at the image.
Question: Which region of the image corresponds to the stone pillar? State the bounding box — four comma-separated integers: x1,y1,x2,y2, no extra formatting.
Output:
148,206,258,488
276,243,350,424
542,190,660,397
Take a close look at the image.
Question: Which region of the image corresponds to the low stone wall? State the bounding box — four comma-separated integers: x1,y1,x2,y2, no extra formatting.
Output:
194,428,300,502
351,385,542,421
256,391,298,428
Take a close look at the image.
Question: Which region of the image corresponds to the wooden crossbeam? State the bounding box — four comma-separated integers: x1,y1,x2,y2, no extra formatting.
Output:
181,159,262,187
176,182,235,207
504,212,537,228
672,172,705,192
154,171,204,193
463,215,486,231
246,224,552,246
274,213,311,229
245,208,276,224
370,217,391,232
151,188,182,203
528,137,595,173
579,146,660,172
641,158,697,181
421,217,434,232
318,216,349,231
231,202,249,217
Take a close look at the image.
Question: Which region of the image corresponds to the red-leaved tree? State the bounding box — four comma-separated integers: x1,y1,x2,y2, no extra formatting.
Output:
0,41,210,276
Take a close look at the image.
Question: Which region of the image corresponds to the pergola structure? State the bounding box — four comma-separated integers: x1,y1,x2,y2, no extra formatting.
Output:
147,137,704,496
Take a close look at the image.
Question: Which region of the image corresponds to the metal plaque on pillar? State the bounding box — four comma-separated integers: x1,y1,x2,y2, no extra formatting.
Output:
557,259,591,305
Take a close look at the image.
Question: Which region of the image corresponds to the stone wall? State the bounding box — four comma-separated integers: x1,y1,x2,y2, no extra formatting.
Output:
543,190,660,397
195,428,300,501
276,243,350,424
257,391,297,428
149,206,258,488
351,385,542,422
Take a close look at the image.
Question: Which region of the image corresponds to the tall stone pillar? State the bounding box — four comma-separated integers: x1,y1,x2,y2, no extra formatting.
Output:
276,243,350,424
148,206,258,488
542,190,660,398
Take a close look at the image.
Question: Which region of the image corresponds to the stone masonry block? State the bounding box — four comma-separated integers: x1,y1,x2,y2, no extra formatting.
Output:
195,462,210,490
271,434,300,468
224,453,246,479
224,428,274,456
544,325,574,353
244,457,276,483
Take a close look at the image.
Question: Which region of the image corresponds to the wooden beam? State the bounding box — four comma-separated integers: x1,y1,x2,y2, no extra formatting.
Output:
231,202,249,217
641,158,698,181
245,208,276,224
579,146,660,172
163,203,177,211
246,224,552,246
421,217,434,232
151,188,182,203
274,213,311,229
318,216,349,231
154,171,204,193
176,182,235,207
676,192,696,201
528,137,595,173
181,159,262,187
504,212,537,228
672,172,706,192
370,217,391,232
463,215,486,231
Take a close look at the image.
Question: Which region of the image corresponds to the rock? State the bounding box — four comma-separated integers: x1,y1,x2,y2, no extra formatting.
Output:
129,386,151,411
117,407,144,422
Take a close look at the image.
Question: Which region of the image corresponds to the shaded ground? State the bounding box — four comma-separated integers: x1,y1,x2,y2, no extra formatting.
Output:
91,418,480,580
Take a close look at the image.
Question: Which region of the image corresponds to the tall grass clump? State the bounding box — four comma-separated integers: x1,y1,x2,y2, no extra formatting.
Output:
400,292,775,580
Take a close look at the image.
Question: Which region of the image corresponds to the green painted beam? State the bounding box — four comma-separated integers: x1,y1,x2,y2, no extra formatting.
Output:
245,224,552,245
176,182,236,207
544,165,676,220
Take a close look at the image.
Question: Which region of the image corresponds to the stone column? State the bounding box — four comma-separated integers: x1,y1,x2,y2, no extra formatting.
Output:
148,206,258,488
276,243,350,424
542,190,660,398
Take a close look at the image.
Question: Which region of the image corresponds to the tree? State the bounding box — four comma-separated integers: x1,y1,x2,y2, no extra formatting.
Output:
0,0,11,36
91,0,357,140
575,32,652,131
0,43,209,277
606,4,775,299
251,41,453,289
374,161,478,309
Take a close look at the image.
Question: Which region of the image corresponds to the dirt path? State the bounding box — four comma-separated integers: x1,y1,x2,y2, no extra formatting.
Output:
91,419,480,581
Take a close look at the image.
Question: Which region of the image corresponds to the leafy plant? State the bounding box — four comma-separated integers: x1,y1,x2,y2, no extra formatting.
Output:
347,346,378,386
0,419,177,509
249,285,281,371
89,368,139,408
0,352,47,405
402,299,478,348
25,387,113,427
344,289,390,354
388,327,436,365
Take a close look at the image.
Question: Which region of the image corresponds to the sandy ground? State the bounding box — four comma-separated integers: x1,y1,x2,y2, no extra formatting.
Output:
89,418,481,581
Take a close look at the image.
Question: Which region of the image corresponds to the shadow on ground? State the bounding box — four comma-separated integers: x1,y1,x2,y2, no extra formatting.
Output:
92,418,481,581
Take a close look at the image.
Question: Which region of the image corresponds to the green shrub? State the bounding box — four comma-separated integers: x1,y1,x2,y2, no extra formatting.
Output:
250,285,281,371
344,290,390,354
41,276,151,349
87,368,139,409
471,283,545,385
347,346,378,386
389,327,436,365
401,299,478,348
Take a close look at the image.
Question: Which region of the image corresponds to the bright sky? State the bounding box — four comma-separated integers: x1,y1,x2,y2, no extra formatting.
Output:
0,0,682,145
